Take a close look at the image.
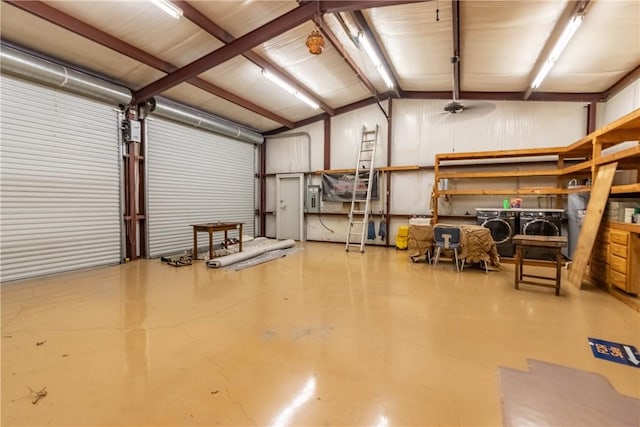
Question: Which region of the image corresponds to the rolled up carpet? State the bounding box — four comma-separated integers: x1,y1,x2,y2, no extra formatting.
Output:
207,239,296,268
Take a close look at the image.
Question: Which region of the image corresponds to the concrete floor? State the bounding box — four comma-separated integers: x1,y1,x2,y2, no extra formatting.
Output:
2,242,639,426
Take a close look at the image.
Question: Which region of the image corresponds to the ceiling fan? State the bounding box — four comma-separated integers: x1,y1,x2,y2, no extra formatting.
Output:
444,55,465,114
442,55,495,116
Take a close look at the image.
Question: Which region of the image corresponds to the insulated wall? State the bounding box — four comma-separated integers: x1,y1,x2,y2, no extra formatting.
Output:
146,118,255,257
0,75,122,282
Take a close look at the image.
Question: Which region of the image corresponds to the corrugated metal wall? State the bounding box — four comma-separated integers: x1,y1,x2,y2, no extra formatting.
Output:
0,76,122,282
146,118,255,257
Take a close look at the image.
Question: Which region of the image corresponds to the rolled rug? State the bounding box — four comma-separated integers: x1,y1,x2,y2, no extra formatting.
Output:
207,239,296,268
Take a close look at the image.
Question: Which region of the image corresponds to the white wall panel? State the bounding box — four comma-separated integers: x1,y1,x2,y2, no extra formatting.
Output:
146,118,255,257
602,79,640,125
392,100,586,165
0,76,121,282
330,102,389,170
390,171,434,216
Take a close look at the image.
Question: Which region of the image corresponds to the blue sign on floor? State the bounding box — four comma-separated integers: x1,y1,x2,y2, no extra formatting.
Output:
588,337,640,368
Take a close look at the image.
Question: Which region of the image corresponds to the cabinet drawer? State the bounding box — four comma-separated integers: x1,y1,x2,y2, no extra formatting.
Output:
609,243,628,260
610,230,629,246
609,254,628,275
609,269,627,290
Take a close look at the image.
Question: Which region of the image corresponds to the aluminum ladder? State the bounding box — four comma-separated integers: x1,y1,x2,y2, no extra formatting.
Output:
345,124,379,252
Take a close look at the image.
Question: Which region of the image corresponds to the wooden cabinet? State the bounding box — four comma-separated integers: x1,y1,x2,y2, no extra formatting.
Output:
590,222,640,295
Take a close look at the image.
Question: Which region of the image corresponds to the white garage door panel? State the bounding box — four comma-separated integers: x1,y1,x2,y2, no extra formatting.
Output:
0,76,122,282
147,118,255,257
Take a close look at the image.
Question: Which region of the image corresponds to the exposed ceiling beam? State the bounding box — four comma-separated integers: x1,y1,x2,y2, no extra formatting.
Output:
317,14,380,96
350,10,402,97
176,0,335,116
4,0,294,128
379,91,606,102
451,0,460,101
266,93,393,135
523,0,591,100
133,2,318,103
319,1,426,13
605,63,640,100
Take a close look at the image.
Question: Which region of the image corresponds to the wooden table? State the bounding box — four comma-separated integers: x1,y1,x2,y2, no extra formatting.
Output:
513,234,567,296
191,222,243,260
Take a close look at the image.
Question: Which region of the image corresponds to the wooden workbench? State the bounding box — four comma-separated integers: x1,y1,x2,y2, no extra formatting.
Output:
513,234,568,296
191,222,243,260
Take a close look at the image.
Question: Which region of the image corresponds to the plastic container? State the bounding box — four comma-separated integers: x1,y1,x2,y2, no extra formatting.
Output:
396,225,409,249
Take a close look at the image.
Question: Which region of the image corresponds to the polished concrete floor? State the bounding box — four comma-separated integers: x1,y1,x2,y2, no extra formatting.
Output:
2,242,639,426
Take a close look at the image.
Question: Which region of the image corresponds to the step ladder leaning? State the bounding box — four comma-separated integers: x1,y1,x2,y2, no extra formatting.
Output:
346,124,379,252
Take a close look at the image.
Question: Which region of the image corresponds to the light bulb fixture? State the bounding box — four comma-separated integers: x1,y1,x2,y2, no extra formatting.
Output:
531,15,583,89
358,32,394,89
149,0,183,19
305,29,325,55
262,70,319,110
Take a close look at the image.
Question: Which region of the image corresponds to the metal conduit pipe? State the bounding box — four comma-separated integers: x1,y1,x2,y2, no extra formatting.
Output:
149,97,264,145
0,44,132,105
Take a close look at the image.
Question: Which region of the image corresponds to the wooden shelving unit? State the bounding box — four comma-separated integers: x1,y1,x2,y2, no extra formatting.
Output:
433,108,640,223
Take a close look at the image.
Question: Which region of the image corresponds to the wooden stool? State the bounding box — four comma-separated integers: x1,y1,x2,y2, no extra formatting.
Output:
513,235,568,296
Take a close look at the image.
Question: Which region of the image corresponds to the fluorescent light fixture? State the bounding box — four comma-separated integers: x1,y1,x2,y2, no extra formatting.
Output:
358,32,394,89
149,0,183,19
262,69,320,110
531,15,583,89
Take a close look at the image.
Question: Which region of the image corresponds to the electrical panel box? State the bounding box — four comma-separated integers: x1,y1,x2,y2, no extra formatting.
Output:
306,185,321,213
124,119,141,142
129,120,141,142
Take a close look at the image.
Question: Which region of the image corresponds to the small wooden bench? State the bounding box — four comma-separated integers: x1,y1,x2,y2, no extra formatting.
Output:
513,235,568,296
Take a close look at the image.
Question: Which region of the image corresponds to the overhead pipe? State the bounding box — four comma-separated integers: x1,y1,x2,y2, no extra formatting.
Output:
0,44,132,105
148,97,264,145
0,44,263,145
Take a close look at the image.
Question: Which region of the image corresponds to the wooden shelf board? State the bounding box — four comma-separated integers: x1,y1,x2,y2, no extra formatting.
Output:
436,146,564,162
594,145,640,166
610,183,640,194
437,169,561,179
566,185,592,193
379,165,420,172
564,109,640,157
561,159,593,175
313,165,420,174
439,187,565,195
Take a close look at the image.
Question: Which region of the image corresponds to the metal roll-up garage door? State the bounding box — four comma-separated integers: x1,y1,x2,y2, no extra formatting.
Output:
146,118,256,257
0,76,122,282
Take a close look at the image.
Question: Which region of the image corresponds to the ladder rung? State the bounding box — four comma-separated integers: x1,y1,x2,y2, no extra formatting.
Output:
351,221,365,225
352,210,366,214
347,242,363,246
360,149,374,152
363,130,376,134
353,199,367,202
